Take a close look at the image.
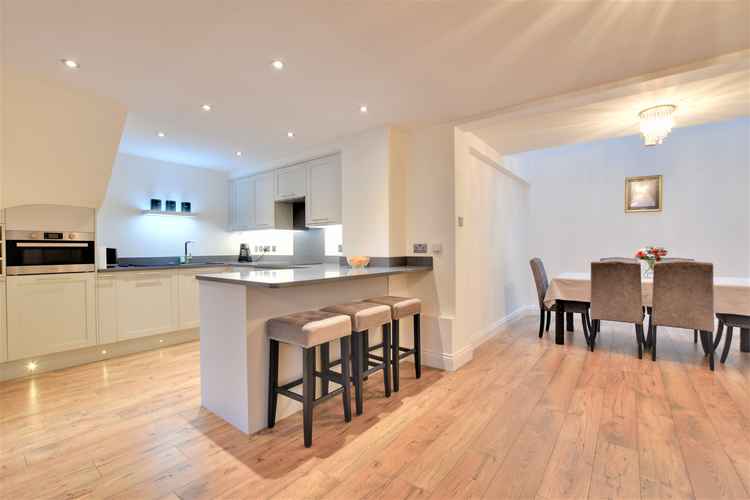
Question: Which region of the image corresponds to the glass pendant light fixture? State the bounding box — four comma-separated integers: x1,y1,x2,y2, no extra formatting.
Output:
639,104,677,146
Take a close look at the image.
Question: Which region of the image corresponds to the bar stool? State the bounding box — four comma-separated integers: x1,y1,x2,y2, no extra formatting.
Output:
266,310,353,448
321,302,392,415
364,296,422,392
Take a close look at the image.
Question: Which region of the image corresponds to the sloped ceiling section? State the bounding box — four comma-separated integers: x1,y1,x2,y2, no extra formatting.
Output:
3,67,127,208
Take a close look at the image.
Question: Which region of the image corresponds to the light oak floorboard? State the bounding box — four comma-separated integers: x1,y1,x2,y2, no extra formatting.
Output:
2,316,750,499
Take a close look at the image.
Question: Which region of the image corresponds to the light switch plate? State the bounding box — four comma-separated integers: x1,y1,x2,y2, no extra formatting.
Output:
413,243,428,254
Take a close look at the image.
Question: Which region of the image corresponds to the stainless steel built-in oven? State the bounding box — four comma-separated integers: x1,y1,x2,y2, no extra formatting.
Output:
6,230,95,275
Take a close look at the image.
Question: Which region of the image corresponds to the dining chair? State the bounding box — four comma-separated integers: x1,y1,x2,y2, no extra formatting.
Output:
643,258,699,343
716,314,750,364
529,258,555,338
589,261,645,356
650,262,716,369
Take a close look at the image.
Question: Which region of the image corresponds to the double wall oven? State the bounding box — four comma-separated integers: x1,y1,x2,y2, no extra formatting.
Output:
6,230,95,275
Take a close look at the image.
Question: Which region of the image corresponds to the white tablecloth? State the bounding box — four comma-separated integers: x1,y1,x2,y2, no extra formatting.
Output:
544,272,750,316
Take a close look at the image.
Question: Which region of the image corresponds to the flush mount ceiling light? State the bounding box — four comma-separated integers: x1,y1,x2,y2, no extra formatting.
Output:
360,105,368,113
287,131,295,138
61,58,79,69
271,60,285,70
235,151,242,157
639,104,677,146
201,104,212,111
157,131,166,138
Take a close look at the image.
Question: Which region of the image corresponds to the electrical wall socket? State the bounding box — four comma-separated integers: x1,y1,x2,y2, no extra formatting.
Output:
413,243,428,254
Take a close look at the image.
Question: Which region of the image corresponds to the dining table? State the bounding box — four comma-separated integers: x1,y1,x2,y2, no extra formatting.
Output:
544,272,750,348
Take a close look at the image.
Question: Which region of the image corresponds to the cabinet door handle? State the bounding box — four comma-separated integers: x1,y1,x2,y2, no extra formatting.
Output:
310,217,329,222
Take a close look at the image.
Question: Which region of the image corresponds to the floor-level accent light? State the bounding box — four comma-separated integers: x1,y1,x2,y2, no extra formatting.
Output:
639,104,676,146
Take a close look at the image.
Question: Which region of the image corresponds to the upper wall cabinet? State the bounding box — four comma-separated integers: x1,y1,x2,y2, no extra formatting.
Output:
228,152,341,231
275,164,307,201
253,172,276,229
306,154,342,226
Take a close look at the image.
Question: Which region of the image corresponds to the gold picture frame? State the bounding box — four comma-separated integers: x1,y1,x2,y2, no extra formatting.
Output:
625,175,662,212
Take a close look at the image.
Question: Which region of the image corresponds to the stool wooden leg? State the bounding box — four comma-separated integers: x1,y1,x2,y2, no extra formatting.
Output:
383,323,391,397
339,337,352,422
351,332,364,415
392,319,400,392
362,331,370,381
303,347,315,447
320,343,330,396
414,314,422,379
267,339,279,428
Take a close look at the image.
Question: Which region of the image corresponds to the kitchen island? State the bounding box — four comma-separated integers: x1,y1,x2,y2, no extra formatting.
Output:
196,263,431,434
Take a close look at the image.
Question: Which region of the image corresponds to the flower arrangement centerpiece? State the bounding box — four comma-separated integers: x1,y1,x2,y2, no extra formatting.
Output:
635,246,668,277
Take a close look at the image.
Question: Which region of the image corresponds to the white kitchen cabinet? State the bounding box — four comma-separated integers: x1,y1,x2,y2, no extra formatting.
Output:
0,277,6,362
97,274,117,345
275,163,307,201
306,154,342,226
230,177,254,231
253,172,276,229
7,273,97,360
115,271,178,340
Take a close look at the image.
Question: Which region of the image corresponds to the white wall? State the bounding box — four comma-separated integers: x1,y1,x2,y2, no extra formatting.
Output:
98,153,238,257
454,130,532,360
507,117,750,279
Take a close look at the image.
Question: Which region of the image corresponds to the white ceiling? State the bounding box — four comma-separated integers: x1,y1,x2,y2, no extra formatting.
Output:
4,1,750,172
466,63,750,155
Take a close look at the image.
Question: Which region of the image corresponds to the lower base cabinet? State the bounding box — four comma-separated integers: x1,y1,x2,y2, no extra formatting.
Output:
7,273,97,361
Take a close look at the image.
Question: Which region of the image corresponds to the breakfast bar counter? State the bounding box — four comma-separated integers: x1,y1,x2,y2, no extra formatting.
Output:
195,263,431,434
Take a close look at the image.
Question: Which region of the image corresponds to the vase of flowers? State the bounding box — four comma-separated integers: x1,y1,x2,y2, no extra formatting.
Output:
635,246,668,278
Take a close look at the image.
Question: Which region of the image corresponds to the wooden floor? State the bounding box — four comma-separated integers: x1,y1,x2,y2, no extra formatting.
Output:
2,316,750,500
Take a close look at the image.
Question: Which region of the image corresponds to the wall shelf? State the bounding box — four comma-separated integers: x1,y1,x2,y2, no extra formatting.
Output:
141,210,197,217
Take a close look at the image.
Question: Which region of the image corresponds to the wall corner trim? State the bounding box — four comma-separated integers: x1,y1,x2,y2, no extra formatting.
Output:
469,147,530,186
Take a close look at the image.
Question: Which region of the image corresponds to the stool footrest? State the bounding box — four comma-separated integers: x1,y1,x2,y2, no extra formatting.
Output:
399,349,416,360
398,346,411,353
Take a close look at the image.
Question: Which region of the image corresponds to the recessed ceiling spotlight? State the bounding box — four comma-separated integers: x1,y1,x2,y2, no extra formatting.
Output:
157,131,166,138
235,151,243,157
271,60,285,70
201,104,212,112
61,59,79,69
360,105,368,113
287,131,294,138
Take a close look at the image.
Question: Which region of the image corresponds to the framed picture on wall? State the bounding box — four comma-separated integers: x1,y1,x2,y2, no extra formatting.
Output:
625,175,662,212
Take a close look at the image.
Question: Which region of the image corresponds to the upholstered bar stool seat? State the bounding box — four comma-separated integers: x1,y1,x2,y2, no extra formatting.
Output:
366,296,422,392
266,310,353,448
322,302,393,415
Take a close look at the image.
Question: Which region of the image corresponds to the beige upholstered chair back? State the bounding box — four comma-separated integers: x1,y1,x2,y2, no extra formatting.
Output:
590,261,643,324
652,262,714,331
529,258,549,309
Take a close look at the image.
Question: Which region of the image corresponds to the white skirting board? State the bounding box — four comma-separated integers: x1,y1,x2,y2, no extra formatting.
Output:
0,328,199,382
420,305,536,372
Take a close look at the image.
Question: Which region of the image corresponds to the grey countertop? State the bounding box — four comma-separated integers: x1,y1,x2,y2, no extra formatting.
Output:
194,263,431,288
98,261,321,273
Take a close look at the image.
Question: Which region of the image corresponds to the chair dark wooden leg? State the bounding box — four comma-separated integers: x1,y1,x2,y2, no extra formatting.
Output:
267,339,279,428
339,337,352,422
635,324,644,359
538,310,544,338
699,328,710,356
320,343,330,396
350,332,364,415
701,330,715,371
545,310,551,332
651,325,657,361
391,319,400,392
712,321,723,352
741,328,750,353
645,314,653,349
693,329,698,344
383,323,391,397
302,347,315,447
581,312,592,351
566,312,574,332
414,314,422,379
721,325,734,364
